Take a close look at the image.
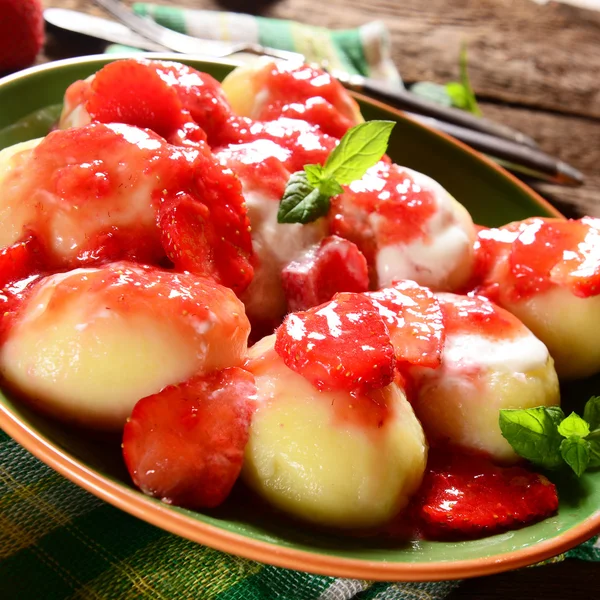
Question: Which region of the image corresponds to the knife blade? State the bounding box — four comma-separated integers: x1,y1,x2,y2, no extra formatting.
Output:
45,8,169,52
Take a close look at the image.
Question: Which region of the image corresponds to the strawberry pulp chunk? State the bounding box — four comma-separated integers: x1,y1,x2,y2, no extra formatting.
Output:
282,235,369,312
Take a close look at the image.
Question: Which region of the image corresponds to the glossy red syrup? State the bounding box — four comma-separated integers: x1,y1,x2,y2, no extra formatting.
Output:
330,163,438,264
437,294,522,340
367,280,445,369
472,217,600,301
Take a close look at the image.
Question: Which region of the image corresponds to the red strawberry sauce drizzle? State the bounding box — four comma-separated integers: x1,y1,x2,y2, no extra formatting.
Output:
329,163,438,265
438,294,525,341
471,217,600,302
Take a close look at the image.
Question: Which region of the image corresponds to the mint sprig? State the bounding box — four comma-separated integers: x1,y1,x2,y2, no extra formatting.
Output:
277,120,395,225
499,397,600,477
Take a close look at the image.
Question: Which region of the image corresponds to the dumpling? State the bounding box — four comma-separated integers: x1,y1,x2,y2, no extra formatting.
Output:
408,293,560,463
0,262,250,431
473,217,600,379
331,162,476,291
242,335,427,528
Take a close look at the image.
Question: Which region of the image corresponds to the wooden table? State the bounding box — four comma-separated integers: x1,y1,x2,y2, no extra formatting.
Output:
34,0,600,597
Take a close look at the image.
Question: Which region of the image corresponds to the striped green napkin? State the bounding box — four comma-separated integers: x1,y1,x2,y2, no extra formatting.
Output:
125,3,402,86
0,426,598,599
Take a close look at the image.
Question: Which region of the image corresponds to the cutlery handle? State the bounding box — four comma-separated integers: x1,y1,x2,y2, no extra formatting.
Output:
406,112,583,186
339,74,538,149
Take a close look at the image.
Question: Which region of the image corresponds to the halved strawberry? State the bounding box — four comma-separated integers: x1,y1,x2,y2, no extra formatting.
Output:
274,292,395,392
86,59,194,143
367,280,445,369
122,367,257,510
282,235,369,312
413,451,559,539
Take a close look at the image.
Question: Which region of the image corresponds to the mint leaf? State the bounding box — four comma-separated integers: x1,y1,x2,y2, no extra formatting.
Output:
304,164,325,187
588,438,600,468
499,406,565,469
584,396,600,430
558,412,590,438
445,82,470,111
279,120,395,224
318,177,344,197
322,120,395,185
560,436,591,477
277,171,330,224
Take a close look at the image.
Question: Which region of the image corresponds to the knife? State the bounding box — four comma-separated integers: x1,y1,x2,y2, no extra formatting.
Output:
44,7,584,186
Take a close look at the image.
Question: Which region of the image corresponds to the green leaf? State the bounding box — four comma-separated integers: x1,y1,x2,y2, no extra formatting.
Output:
588,438,600,468
277,171,330,224
499,406,565,469
583,396,600,430
322,120,395,185
558,412,591,438
304,164,325,187
560,436,591,477
445,82,469,110
318,177,344,197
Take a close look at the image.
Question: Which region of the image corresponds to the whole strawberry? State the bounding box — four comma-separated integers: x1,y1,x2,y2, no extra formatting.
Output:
0,0,44,71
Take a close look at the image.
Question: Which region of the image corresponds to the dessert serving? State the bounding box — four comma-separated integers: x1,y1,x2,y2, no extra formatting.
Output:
0,57,598,548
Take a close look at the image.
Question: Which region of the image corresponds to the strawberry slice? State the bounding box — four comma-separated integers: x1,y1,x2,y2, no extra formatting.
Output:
413,451,559,539
122,367,257,510
367,280,445,369
86,59,196,143
0,234,45,289
282,235,369,312
274,293,395,392
0,235,46,341
159,191,253,295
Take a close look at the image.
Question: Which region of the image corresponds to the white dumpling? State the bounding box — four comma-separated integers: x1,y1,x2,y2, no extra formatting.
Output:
0,262,250,431
408,293,560,463
242,335,427,528
221,59,363,125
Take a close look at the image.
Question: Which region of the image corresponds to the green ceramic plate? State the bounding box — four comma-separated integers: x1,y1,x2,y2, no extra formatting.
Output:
0,55,597,582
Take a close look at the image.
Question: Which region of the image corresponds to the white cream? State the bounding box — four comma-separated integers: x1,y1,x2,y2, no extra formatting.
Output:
443,331,550,373
241,189,327,323
373,169,475,290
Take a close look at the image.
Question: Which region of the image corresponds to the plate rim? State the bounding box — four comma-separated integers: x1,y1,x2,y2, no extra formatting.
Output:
1,54,596,582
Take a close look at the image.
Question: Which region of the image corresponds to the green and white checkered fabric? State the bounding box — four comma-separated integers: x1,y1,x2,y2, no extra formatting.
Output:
0,429,598,599
131,3,402,86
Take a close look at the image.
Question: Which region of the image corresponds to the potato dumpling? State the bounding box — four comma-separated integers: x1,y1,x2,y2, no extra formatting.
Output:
473,217,600,380
409,294,560,464
0,137,42,247
502,288,600,380
0,263,250,431
331,164,476,292
243,335,427,529
221,59,363,126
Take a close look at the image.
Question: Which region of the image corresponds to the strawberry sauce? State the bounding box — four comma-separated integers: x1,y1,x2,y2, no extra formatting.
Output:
472,217,600,301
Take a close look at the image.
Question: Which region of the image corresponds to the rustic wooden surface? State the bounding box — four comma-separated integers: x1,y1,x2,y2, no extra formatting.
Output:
32,0,600,597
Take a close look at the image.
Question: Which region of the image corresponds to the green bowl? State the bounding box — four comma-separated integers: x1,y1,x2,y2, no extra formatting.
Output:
0,55,597,582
